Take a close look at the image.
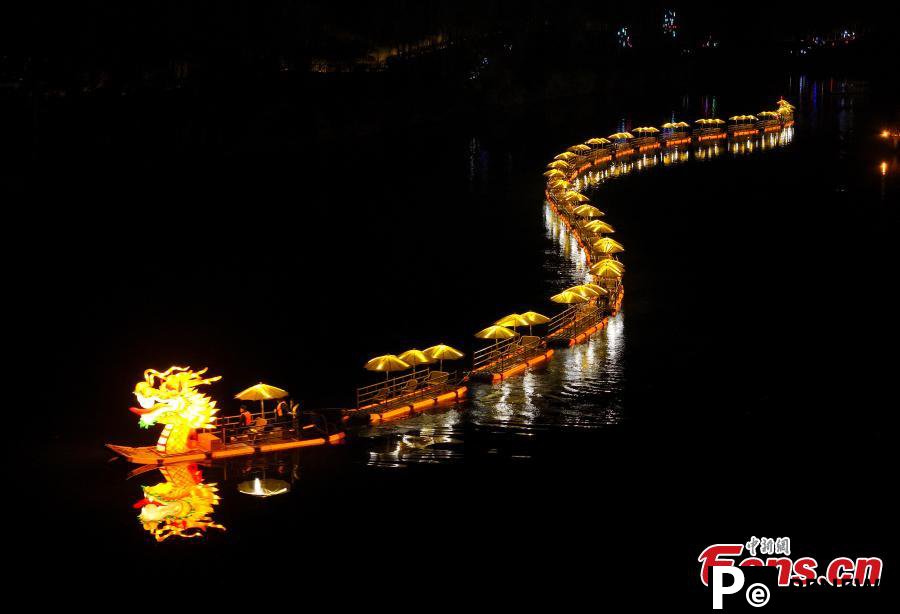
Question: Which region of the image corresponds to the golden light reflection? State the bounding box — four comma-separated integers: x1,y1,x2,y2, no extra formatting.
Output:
136,463,224,542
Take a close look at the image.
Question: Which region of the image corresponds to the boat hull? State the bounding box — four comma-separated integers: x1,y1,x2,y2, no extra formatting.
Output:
106,432,346,465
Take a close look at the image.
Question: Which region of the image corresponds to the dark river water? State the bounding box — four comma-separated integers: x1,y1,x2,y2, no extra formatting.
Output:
28,74,896,601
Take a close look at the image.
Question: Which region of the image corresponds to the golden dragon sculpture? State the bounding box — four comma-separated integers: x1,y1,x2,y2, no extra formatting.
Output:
130,366,222,455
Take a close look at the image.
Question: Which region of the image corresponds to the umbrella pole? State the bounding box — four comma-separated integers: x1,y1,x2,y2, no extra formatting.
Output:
259,399,265,419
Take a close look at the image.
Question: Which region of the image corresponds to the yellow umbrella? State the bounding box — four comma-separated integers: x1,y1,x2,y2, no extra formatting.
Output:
422,344,464,371
550,290,589,305
494,313,531,334
550,179,571,190
547,160,571,170
563,191,590,202
582,283,609,296
592,237,625,254
573,204,604,218
583,220,615,234
554,152,576,161
550,290,589,327
397,349,435,377
519,311,550,335
475,325,516,340
235,382,289,416
590,259,625,279
585,137,610,146
544,169,565,178
568,144,592,153
475,325,517,355
364,354,411,381
566,284,604,299
633,126,660,133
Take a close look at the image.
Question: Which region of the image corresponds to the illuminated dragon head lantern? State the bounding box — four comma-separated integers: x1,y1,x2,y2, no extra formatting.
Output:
130,366,221,455
135,463,225,541
776,98,795,117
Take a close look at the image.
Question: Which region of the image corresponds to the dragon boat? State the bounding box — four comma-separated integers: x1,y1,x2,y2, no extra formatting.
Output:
107,366,345,465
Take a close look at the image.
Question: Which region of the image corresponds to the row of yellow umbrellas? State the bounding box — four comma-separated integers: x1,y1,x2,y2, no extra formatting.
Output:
474,311,551,352
364,344,465,379
551,111,783,166
550,283,608,305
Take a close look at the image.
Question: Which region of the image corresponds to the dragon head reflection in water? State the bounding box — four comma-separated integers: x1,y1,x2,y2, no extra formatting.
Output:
130,366,221,455
135,463,225,541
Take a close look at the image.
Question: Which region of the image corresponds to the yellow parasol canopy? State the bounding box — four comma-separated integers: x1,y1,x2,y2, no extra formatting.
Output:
590,259,625,279
554,152,576,161
422,343,464,371
607,132,635,140
566,285,598,299
235,383,289,401
592,237,625,254
397,349,434,376
582,283,609,296
757,111,779,118
494,313,531,335
364,355,411,381
585,137,611,146
563,191,590,202
423,344,464,361
573,204,604,218
633,126,660,133
583,220,615,234
547,160,571,170
518,310,549,335
590,258,625,274
235,382,289,416
475,325,517,340
397,349,435,367
520,311,550,325
568,144,592,153
550,179,571,190
544,169,565,178
550,290,589,304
